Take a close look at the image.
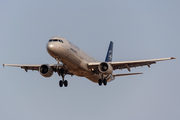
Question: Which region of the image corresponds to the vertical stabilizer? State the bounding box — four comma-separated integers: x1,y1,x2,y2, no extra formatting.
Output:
105,41,113,62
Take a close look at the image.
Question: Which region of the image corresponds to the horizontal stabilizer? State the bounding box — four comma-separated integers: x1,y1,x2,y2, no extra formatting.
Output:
113,73,143,77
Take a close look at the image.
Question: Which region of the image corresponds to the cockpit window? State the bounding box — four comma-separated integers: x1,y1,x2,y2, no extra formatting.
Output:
59,40,64,43
49,39,64,43
53,39,58,41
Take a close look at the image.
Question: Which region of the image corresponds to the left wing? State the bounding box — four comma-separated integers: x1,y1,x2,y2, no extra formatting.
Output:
113,73,143,77
88,57,176,72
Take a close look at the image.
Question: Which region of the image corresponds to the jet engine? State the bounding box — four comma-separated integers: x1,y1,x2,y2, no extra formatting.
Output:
39,64,53,77
98,62,113,75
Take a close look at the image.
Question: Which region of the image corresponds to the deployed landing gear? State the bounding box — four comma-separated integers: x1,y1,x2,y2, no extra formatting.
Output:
98,74,107,86
103,79,107,86
64,80,68,87
98,79,107,86
59,80,63,87
59,80,68,87
58,68,68,87
98,79,102,86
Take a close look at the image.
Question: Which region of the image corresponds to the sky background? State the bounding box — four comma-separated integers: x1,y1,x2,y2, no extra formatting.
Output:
0,0,180,120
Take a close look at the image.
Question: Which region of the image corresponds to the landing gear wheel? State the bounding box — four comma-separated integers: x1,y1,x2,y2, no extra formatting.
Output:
59,80,63,87
98,79,102,86
103,79,107,86
64,80,68,87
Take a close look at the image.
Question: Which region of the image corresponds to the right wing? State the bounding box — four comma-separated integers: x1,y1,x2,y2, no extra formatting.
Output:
3,64,73,75
3,64,41,71
3,64,59,71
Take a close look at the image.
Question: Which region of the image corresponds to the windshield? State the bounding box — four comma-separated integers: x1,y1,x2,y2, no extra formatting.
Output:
49,39,64,43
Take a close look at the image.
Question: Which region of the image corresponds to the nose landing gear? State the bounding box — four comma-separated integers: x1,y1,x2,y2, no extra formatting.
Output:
56,59,69,87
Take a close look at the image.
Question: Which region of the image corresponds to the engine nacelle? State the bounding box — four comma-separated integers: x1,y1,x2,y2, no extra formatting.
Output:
39,64,53,77
98,62,113,75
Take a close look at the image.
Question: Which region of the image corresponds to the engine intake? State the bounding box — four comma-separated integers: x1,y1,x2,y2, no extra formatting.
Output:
98,62,113,75
39,64,53,77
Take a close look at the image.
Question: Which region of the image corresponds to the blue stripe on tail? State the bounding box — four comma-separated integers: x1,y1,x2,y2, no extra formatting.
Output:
105,41,113,62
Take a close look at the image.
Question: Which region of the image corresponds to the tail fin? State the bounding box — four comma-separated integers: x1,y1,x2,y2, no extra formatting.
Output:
105,41,113,62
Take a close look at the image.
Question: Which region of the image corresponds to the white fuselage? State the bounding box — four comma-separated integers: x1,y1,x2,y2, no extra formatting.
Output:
46,37,112,83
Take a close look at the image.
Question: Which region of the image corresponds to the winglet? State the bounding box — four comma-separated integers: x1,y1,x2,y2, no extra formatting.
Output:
3,64,5,68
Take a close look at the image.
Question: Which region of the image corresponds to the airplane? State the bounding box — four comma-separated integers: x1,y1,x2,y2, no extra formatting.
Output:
3,36,175,87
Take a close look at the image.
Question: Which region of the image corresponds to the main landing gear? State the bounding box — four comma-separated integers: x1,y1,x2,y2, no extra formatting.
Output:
58,69,68,87
59,80,68,87
98,79,107,86
98,74,107,86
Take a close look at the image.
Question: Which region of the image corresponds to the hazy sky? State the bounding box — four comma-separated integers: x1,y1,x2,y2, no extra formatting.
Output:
0,0,180,120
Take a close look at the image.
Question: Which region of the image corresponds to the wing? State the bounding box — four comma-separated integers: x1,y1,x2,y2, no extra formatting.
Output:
3,64,73,75
88,57,176,72
3,64,41,71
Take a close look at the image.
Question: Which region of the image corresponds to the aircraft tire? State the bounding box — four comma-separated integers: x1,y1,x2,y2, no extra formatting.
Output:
98,79,102,86
103,79,107,86
64,80,68,87
59,80,63,87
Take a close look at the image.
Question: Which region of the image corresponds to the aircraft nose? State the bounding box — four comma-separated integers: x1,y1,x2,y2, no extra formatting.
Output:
46,42,57,55
46,40,65,58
